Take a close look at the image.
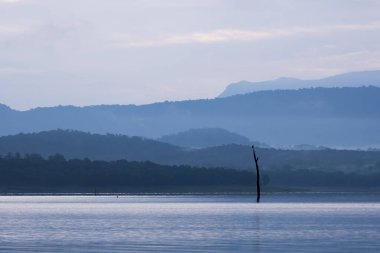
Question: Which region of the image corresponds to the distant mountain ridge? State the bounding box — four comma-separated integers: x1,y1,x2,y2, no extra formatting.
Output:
158,128,261,148
1,86,380,147
219,70,380,97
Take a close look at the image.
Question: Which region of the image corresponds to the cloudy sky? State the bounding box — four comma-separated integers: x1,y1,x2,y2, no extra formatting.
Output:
1,0,380,110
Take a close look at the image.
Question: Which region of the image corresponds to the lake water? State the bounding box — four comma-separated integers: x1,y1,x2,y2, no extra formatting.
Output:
0,193,379,252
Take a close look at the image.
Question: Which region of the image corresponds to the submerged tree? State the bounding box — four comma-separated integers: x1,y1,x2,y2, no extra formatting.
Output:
252,145,261,203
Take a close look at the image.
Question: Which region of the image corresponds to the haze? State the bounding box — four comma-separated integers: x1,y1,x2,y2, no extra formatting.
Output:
1,0,380,110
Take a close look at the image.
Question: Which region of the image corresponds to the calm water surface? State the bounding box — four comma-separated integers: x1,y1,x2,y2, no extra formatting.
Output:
0,193,379,252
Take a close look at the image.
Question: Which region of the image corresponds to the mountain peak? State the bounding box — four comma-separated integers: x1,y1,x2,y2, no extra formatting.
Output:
0,103,12,112
158,128,252,148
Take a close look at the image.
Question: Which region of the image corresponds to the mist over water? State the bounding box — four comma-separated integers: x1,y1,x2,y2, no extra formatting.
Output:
0,193,379,252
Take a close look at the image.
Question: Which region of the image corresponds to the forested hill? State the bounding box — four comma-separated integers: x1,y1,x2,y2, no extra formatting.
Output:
1,86,380,147
1,130,380,174
0,130,183,162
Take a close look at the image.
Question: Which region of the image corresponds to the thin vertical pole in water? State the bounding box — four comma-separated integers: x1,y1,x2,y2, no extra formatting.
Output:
252,145,261,203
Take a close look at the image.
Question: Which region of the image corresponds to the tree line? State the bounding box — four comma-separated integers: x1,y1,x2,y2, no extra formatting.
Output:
0,153,255,193
0,153,379,193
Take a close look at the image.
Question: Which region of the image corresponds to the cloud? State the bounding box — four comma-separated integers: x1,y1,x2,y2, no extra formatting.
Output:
110,29,275,48
0,24,28,35
0,0,22,3
332,22,380,31
110,22,380,48
0,67,41,74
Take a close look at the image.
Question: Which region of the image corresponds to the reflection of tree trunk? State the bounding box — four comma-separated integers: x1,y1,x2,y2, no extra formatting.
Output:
252,145,261,203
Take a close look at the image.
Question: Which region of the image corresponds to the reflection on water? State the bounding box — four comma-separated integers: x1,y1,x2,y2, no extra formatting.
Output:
0,193,379,252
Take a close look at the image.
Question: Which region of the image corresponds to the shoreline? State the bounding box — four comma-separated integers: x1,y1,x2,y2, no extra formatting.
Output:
1,190,379,196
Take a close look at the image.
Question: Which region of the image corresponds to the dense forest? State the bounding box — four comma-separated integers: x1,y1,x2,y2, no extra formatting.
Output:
0,154,379,193
0,154,255,193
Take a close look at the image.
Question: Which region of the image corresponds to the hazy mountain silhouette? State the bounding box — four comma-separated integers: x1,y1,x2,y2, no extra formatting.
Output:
1,86,380,147
219,70,380,97
158,128,267,148
1,130,380,174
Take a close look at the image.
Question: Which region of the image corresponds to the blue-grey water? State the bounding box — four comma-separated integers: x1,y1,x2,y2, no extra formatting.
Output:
0,193,379,252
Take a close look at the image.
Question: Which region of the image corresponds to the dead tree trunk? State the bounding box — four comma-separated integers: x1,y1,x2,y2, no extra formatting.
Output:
252,145,261,203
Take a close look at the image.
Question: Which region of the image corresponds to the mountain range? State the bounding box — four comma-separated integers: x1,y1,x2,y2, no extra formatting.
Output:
218,70,380,97
1,86,380,147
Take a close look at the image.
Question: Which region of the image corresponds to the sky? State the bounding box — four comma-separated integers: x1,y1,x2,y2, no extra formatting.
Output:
1,0,380,110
